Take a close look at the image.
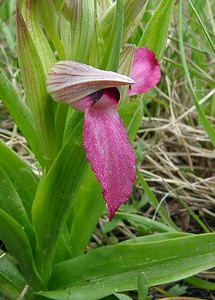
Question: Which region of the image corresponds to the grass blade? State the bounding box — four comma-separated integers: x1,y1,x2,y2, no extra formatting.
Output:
116,212,177,233
139,0,175,59
100,0,148,46
137,171,180,229
188,0,215,53
179,0,215,148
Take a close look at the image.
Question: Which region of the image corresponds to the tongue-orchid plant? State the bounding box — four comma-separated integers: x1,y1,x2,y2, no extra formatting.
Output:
47,48,161,219
0,1,214,299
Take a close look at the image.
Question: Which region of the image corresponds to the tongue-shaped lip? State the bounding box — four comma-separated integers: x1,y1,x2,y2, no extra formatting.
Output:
46,48,161,219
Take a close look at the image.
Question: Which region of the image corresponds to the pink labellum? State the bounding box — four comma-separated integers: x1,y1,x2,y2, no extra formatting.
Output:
46,48,161,220
129,48,161,96
83,88,136,220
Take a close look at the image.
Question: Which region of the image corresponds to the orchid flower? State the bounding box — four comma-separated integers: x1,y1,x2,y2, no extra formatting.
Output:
47,48,161,220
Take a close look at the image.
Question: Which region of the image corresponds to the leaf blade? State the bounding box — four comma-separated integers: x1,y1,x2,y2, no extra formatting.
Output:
0,140,38,220
0,70,41,162
32,115,87,281
0,210,43,289
0,250,27,299
43,234,215,299
139,0,175,59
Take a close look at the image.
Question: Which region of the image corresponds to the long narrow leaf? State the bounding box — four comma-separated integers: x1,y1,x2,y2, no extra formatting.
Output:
36,0,66,59
0,140,38,220
101,0,124,71
0,250,27,298
17,3,58,168
32,116,87,281
43,234,215,299
66,0,94,62
0,210,43,289
139,0,175,59
0,70,41,163
0,167,34,244
20,0,55,73
179,0,215,148
41,234,215,300
100,0,148,46
86,8,105,67
69,166,105,257
116,212,178,233
188,0,215,53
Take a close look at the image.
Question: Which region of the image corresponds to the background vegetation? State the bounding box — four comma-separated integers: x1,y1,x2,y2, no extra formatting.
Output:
0,0,214,299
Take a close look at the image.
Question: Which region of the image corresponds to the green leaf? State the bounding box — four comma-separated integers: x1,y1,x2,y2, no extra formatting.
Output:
17,2,58,168
116,212,177,233
32,115,88,281
139,0,175,59
0,167,34,244
20,0,55,73
0,140,38,220
186,276,215,291
138,272,149,300
188,0,215,53
41,234,215,299
122,232,189,244
119,98,143,143
101,0,124,71
65,0,95,62
52,0,66,12
0,210,43,289
100,0,148,46
0,70,42,163
36,0,66,59
0,250,27,299
60,15,72,59
86,10,105,68
69,166,105,257
53,233,73,264
114,294,133,300
178,0,215,148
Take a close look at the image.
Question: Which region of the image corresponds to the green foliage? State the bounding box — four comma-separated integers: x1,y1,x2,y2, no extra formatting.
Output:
65,0,95,62
0,250,27,299
0,140,38,219
32,117,88,281
178,0,215,148
39,234,215,299
139,0,175,59
101,0,124,71
0,71,41,162
0,210,42,289
0,0,214,299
